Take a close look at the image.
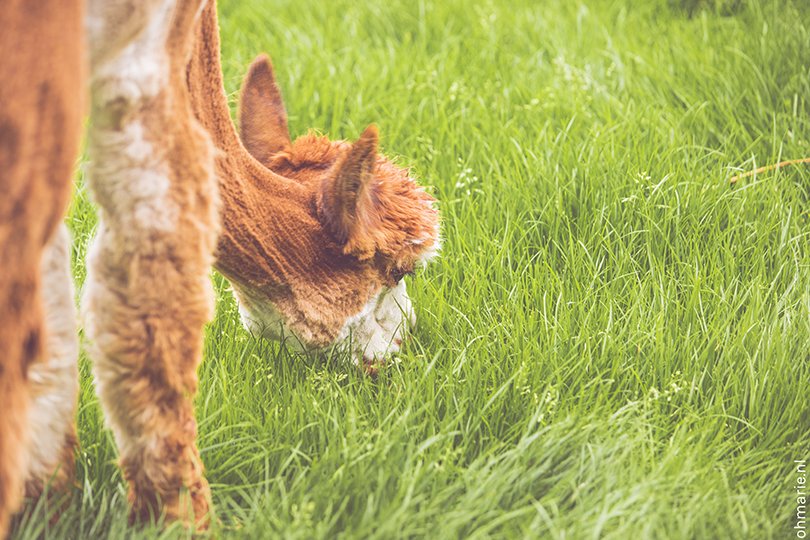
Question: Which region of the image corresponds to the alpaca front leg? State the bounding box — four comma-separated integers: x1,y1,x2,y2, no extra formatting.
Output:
24,225,79,498
83,157,218,527
83,249,212,524
84,0,219,527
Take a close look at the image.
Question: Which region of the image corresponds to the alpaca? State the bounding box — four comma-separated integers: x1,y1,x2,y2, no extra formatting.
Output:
0,0,439,533
1,0,220,531
0,0,85,533
187,8,440,364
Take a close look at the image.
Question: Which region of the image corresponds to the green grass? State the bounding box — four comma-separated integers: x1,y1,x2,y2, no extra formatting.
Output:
10,0,810,538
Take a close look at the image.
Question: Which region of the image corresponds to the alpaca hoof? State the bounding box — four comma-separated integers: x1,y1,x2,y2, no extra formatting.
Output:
362,357,383,377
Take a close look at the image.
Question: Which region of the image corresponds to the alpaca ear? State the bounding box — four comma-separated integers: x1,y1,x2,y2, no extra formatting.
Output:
239,54,291,165
320,125,379,254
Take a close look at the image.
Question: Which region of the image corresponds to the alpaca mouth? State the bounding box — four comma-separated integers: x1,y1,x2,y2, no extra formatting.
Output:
230,278,415,365
351,280,415,363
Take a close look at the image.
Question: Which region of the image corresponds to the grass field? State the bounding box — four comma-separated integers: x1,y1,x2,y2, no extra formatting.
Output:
10,0,810,538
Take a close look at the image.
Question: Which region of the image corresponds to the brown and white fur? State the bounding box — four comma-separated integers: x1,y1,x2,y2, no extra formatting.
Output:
0,0,439,534
0,0,85,533
81,0,222,527
1,0,219,531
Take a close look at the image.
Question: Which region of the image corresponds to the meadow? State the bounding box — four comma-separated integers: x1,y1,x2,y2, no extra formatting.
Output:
10,0,810,538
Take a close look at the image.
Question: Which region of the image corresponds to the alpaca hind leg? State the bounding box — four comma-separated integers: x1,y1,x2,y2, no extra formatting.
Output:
0,0,85,533
0,283,35,537
24,225,80,498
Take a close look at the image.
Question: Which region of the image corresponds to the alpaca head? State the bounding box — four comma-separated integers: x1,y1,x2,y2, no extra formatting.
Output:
235,55,440,367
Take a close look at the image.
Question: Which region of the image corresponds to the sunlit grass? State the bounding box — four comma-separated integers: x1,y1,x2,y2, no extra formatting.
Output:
10,0,810,538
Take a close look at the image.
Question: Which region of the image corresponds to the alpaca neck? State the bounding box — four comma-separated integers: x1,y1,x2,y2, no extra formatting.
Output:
187,0,244,154
186,0,314,290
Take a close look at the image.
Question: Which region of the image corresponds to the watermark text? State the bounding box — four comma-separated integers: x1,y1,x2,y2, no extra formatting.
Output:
796,460,807,538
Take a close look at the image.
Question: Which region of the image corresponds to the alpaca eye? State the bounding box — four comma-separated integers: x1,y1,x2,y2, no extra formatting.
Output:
391,268,413,284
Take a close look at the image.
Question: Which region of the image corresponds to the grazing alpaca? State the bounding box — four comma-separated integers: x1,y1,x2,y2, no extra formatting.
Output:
235,57,441,364
0,0,439,533
188,4,440,365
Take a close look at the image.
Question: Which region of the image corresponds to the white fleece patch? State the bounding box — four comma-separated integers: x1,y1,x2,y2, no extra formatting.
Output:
87,0,180,243
89,122,178,240
88,0,174,103
230,282,289,344
416,198,442,266
335,280,415,363
25,225,79,485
